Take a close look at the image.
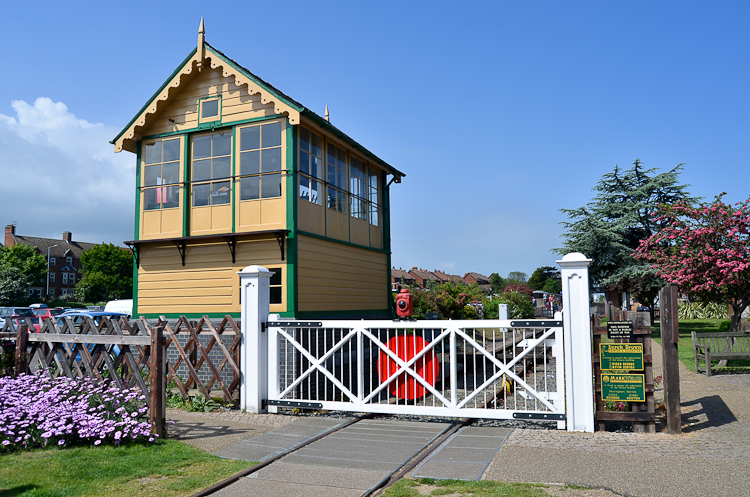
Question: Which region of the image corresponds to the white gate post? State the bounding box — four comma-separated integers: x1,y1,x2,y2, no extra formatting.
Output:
238,265,272,413
557,252,595,433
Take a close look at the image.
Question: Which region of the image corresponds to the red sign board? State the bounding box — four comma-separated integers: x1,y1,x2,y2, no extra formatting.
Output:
378,335,439,399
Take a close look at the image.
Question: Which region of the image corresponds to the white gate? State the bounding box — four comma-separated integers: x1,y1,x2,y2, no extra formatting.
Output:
265,318,565,426
239,253,595,432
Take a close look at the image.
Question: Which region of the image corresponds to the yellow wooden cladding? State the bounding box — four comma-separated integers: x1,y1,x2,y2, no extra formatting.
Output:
141,65,279,138
137,238,286,315
297,199,325,236
190,204,232,236
297,235,387,312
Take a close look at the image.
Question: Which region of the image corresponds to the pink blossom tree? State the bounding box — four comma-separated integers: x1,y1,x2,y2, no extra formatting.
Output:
635,194,750,331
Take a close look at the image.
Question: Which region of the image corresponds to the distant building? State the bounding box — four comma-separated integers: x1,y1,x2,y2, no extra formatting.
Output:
4,224,96,299
407,267,440,288
391,268,416,290
463,272,491,293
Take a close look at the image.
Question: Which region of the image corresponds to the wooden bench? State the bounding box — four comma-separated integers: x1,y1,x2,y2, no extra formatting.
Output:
692,331,750,376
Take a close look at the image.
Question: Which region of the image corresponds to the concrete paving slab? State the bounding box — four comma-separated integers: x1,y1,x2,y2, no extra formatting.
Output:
307,440,422,457
213,443,283,461
282,453,403,471
294,446,415,464
211,478,364,497
439,434,509,449
427,446,499,462
458,426,513,437
249,461,390,490
413,460,488,481
326,431,436,443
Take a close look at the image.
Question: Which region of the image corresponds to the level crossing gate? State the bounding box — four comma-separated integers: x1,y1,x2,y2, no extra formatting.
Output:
238,253,596,432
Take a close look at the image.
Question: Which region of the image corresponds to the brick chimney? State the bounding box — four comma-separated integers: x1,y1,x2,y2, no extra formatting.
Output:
5,224,15,247
63,231,72,243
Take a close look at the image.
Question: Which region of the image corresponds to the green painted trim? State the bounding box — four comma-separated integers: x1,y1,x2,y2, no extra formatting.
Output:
286,122,298,317
297,230,389,254
141,115,286,141
231,126,237,234
384,170,394,318
197,95,222,127
112,48,198,144
205,45,304,113
295,309,392,319
133,142,142,318
182,134,190,237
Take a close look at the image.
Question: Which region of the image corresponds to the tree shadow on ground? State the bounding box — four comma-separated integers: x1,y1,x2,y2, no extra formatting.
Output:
165,420,256,441
681,395,738,432
0,485,38,496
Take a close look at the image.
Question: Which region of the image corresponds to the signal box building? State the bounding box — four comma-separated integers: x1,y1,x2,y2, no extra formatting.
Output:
112,22,404,320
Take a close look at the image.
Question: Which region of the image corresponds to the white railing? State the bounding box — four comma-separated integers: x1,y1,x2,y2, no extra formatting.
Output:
239,252,595,433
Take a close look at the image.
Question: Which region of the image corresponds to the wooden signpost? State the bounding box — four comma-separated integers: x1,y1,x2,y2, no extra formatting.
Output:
592,307,656,433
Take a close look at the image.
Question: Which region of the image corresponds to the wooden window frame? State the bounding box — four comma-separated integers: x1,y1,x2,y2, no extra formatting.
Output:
142,137,182,211
326,140,348,214
198,96,222,125
236,119,285,202
298,126,324,205
190,131,233,208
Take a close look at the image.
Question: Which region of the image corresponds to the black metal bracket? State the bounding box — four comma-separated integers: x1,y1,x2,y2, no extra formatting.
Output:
125,242,140,268
223,236,237,264
510,320,563,328
173,240,186,266
274,233,285,261
263,400,323,409
269,321,323,328
513,412,565,421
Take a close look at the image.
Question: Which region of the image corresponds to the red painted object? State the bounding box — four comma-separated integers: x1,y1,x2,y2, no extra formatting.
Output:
378,334,439,399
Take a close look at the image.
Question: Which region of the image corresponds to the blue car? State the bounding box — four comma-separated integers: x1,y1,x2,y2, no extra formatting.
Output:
54,311,130,361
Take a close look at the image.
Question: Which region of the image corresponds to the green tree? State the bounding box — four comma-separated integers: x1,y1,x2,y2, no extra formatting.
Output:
483,291,535,319
506,271,528,284
0,266,30,303
527,266,560,291
557,159,697,319
489,273,506,294
0,244,47,287
75,243,133,303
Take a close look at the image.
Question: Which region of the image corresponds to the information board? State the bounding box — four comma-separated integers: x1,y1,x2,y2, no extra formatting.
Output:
601,373,645,402
600,343,643,371
607,320,634,340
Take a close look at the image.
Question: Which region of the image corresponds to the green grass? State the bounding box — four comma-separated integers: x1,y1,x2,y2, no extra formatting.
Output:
0,439,255,497
382,478,551,497
652,319,750,373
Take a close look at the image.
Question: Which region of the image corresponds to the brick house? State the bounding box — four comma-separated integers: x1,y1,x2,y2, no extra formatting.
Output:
463,272,491,293
4,224,96,299
391,267,415,290
407,267,440,288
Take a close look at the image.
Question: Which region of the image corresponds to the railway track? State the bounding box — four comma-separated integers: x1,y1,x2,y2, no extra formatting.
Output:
189,413,479,497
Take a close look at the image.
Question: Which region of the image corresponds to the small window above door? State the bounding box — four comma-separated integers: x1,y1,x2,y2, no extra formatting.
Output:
199,97,221,125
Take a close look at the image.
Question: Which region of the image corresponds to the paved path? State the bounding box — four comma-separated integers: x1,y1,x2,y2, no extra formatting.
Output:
483,340,750,496
211,419,450,497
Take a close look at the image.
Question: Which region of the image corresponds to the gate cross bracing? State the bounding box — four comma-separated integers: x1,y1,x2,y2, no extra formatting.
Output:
265,318,566,428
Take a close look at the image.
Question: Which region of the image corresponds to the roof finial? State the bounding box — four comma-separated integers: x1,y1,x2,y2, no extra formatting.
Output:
197,17,206,71
325,104,329,122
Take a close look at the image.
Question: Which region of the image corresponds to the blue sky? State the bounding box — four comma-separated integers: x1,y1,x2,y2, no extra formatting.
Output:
1,1,748,279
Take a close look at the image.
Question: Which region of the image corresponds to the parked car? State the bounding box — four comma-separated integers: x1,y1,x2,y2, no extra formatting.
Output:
32,308,66,332
4,308,35,331
55,310,130,358
104,299,133,317
0,307,14,328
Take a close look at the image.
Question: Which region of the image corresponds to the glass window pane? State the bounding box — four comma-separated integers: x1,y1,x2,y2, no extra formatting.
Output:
262,122,282,148
193,159,211,182
213,133,231,156
162,162,179,184
164,185,180,209
213,156,231,179
193,183,210,206
261,173,281,198
241,150,260,175
163,139,180,162
193,136,211,160
240,176,260,200
262,148,281,172
299,175,310,201
144,142,162,165
311,156,321,179
328,144,336,166
202,99,219,118
310,180,321,205
269,268,282,286
337,169,346,189
241,126,260,151
270,286,282,304
212,181,230,204
300,151,310,175
370,204,379,226
327,164,336,186
299,127,309,152
144,165,160,187
311,133,321,157
144,188,158,210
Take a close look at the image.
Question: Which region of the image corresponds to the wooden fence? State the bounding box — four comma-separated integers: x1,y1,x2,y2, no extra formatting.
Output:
0,315,241,436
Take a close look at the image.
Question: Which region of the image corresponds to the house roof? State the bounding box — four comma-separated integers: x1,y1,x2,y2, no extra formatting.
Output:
391,268,414,280
9,235,96,259
465,272,490,283
111,38,405,179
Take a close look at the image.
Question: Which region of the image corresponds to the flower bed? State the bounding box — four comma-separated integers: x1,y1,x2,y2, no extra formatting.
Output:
0,371,156,451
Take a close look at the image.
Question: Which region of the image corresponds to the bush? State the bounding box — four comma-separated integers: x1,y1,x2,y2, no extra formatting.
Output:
718,320,731,331
678,301,729,320
0,372,156,451
408,281,484,319
484,291,535,319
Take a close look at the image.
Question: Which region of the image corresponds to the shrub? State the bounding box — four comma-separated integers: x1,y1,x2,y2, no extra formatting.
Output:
503,283,533,296
484,291,534,319
678,301,729,320
0,371,156,451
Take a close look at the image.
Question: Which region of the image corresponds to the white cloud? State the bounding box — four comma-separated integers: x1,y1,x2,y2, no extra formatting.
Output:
0,98,135,245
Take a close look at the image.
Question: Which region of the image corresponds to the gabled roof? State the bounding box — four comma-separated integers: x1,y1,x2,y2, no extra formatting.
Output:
10,235,95,259
112,40,405,178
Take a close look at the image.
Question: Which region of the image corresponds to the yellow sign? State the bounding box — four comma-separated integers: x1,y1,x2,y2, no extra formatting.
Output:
600,343,643,371
601,373,645,402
